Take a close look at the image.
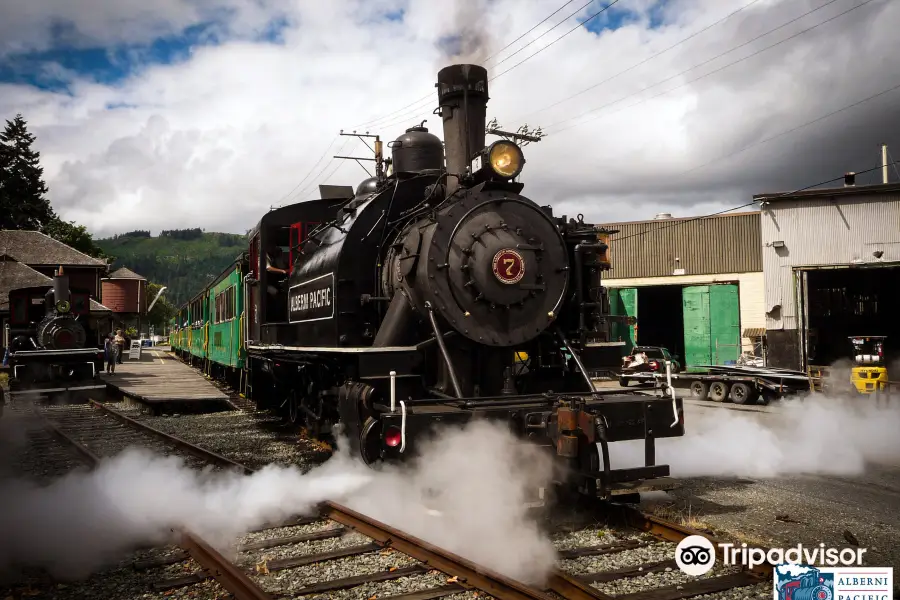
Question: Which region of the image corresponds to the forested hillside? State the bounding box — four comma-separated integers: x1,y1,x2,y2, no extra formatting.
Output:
97,229,246,307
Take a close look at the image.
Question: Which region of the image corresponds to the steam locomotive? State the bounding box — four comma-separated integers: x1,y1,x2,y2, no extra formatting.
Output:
778,568,834,600
4,267,106,403
170,63,686,499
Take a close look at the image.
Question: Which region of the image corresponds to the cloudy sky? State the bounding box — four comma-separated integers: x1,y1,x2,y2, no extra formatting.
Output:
1,0,898,237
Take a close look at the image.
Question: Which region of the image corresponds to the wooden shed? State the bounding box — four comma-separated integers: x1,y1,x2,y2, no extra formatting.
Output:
101,267,147,315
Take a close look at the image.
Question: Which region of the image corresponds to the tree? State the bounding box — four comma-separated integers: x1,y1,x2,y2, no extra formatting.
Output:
43,218,112,261
0,114,54,230
0,113,108,260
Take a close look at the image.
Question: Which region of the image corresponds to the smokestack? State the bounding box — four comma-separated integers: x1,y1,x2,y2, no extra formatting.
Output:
436,64,489,195
53,265,70,308
844,172,856,187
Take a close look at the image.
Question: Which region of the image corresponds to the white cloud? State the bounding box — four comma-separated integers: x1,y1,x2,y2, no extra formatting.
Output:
1,0,898,237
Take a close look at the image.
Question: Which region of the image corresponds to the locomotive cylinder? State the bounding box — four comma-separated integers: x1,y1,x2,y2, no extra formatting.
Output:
436,64,489,195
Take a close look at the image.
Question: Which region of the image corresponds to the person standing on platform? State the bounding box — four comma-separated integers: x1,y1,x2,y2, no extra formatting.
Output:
104,333,117,373
114,329,125,364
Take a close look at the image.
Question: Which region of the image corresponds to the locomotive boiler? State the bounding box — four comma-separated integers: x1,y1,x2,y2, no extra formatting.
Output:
4,267,106,403
200,63,686,500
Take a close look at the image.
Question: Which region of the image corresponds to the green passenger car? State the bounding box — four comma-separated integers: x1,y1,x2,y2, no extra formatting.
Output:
206,262,245,371
187,289,208,364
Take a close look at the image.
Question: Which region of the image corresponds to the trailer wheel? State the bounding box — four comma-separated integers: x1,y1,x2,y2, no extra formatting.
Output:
730,382,757,405
709,381,730,402
757,390,774,405
618,377,628,387
689,381,709,400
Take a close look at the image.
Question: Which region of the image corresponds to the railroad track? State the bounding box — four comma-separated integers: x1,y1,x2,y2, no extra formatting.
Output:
6,399,773,600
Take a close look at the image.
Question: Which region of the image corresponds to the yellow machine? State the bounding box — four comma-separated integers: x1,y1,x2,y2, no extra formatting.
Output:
848,336,888,394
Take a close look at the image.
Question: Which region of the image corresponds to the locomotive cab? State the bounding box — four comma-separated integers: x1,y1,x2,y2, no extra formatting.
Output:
244,196,347,344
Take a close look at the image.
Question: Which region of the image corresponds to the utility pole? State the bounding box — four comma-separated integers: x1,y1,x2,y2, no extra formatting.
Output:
337,131,384,181
485,118,545,145
883,143,889,184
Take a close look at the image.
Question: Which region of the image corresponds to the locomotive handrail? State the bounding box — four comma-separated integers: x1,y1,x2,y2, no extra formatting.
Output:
238,310,245,352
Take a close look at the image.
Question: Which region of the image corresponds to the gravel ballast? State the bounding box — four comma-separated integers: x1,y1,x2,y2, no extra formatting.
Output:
3,391,784,600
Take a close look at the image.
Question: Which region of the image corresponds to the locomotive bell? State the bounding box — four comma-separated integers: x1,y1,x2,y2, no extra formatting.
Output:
355,176,379,197
390,122,443,175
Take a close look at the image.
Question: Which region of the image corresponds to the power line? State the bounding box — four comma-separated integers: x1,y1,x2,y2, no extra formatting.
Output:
273,135,340,208
610,159,900,243
286,137,356,205
887,147,900,181
608,78,900,242
350,0,594,130
478,0,581,65
352,0,623,130
488,0,596,69
307,138,367,200
678,79,900,178
490,0,624,82
510,0,763,123
546,0,874,134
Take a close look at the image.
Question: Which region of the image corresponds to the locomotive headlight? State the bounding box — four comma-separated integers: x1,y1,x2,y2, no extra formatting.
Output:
486,140,525,179
56,299,70,313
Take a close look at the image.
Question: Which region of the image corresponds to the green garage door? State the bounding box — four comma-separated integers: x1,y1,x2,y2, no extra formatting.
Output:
609,287,638,354
682,284,740,366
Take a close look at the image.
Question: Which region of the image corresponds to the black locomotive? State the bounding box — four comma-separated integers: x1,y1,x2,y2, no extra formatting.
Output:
4,267,106,403
234,63,686,500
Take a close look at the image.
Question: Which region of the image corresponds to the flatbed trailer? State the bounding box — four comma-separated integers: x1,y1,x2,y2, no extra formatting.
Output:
619,364,812,405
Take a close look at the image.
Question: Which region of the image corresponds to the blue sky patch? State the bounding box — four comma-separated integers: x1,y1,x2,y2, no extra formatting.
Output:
581,0,671,35
384,8,405,22
0,15,290,92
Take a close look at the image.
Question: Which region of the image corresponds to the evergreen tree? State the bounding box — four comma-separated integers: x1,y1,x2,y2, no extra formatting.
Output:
0,113,108,260
0,114,55,230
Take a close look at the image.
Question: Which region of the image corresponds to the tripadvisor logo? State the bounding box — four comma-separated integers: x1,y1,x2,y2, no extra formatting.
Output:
675,535,869,577
676,536,716,576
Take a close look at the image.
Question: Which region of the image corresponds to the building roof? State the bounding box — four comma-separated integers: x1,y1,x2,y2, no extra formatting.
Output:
90,299,112,312
0,254,111,313
0,229,107,267
600,210,760,228
106,266,146,280
753,181,900,203
0,255,52,311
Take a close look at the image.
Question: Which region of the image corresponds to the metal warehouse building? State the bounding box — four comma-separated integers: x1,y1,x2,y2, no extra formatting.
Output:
600,211,765,368
755,180,900,371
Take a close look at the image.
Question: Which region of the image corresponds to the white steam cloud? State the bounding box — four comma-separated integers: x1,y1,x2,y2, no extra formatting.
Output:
0,445,371,581
0,419,555,585
606,393,900,478
341,420,557,584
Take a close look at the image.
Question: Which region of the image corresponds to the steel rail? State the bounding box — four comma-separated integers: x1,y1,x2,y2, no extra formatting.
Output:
87,399,253,474
322,500,555,600
612,502,774,579
34,403,274,600
62,400,767,599
83,400,554,599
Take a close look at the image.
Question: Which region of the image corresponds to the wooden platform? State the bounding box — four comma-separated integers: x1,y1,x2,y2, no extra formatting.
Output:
99,347,233,408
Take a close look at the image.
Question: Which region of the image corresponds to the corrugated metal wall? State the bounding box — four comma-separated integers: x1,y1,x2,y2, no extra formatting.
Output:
760,194,900,330
601,212,761,279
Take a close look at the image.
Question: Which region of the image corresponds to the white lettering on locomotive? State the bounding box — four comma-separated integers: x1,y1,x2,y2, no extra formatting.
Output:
290,287,331,313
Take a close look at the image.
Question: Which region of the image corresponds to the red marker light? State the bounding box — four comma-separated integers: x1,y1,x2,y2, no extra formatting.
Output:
384,426,402,448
